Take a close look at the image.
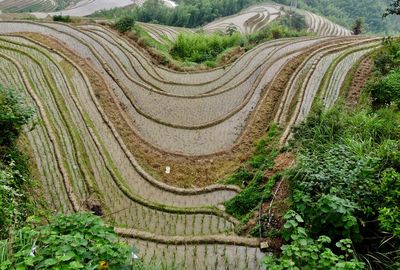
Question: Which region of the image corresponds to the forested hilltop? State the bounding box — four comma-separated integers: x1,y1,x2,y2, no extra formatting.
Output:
93,0,400,34
272,0,400,34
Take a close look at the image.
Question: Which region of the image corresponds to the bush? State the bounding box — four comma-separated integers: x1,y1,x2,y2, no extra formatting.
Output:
113,16,136,33
264,211,364,270
0,162,33,239
367,68,400,107
1,213,132,269
0,86,34,239
0,86,34,149
378,169,400,237
52,15,72,22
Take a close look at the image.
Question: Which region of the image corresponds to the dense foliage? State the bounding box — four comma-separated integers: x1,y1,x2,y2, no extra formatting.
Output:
367,38,400,108
264,211,364,269
52,15,72,23
384,0,400,16
0,213,133,269
264,39,400,269
113,16,136,33
171,32,245,63
0,86,35,239
92,0,400,33
0,86,34,149
275,0,400,33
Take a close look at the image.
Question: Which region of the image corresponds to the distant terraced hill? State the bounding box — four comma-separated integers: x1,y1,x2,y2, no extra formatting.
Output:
0,16,378,268
137,2,351,46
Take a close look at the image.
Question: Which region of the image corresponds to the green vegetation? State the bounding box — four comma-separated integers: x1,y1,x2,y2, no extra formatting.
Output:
1,213,132,269
264,39,400,269
264,211,364,269
223,125,280,223
171,32,245,64
92,0,400,34
275,0,400,34
132,22,309,68
92,0,264,28
367,37,400,107
113,17,136,33
52,15,72,23
0,86,35,240
384,0,400,16
352,18,364,35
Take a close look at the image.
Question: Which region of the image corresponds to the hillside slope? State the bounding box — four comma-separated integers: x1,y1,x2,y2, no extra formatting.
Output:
0,18,379,268
274,0,400,33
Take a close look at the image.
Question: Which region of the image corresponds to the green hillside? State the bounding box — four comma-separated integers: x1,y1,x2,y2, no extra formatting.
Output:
275,0,400,34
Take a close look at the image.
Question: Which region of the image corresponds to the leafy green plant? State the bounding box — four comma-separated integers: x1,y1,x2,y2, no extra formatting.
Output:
264,211,364,270
378,169,400,237
0,162,33,239
0,86,35,239
288,102,400,267
1,213,132,270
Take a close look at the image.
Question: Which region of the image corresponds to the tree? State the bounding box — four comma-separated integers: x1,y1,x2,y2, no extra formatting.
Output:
113,16,136,33
225,23,239,35
384,0,400,17
352,18,364,35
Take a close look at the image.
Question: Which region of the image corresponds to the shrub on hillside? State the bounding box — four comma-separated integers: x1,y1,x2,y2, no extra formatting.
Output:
367,69,400,108
113,16,136,33
0,86,34,149
53,15,72,23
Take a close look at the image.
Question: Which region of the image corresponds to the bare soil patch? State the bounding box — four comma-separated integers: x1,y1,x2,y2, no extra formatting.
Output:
346,57,374,107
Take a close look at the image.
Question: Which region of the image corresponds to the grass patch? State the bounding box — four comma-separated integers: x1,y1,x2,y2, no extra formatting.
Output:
223,124,281,222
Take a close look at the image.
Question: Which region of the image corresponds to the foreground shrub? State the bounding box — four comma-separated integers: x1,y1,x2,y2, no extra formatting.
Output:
378,169,400,237
287,104,400,267
0,162,33,240
1,213,132,269
264,211,364,270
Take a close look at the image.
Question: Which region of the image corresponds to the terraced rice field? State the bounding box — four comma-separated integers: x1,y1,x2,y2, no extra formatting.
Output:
0,0,79,12
0,19,379,269
204,3,284,35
